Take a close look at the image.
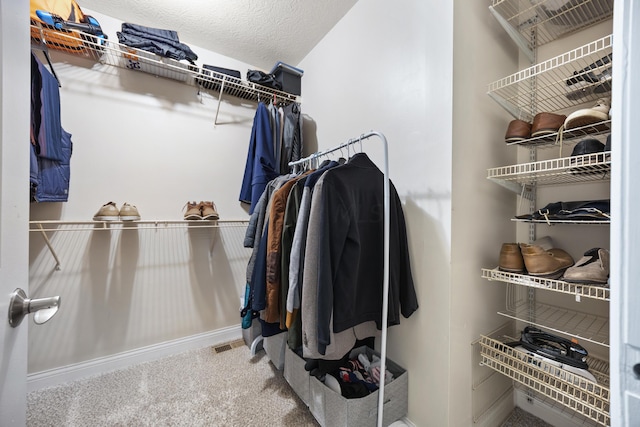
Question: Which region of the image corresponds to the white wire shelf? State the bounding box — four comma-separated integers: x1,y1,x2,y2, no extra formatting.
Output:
30,23,300,110
490,0,613,51
30,219,249,270
482,268,610,301
479,334,610,426
30,219,249,232
497,300,609,348
511,218,609,225
506,120,610,148
487,34,612,121
487,151,610,190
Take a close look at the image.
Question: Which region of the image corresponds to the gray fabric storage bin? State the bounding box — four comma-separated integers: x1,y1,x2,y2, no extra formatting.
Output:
241,318,262,348
308,346,408,427
284,347,310,406
264,331,287,370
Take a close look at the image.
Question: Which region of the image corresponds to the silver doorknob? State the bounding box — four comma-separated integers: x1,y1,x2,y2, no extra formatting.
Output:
8,288,61,327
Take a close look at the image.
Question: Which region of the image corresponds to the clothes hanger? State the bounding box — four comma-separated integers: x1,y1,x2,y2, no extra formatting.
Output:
338,146,347,165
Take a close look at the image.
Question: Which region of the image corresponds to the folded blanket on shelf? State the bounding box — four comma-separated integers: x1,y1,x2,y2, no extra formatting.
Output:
117,23,198,64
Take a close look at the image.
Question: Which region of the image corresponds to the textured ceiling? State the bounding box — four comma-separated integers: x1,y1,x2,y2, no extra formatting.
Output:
78,0,359,70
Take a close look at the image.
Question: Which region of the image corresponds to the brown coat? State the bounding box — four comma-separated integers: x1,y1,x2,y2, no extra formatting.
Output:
264,171,312,323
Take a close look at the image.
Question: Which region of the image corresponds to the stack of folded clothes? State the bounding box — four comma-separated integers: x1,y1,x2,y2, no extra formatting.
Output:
117,23,198,65
515,199,610,222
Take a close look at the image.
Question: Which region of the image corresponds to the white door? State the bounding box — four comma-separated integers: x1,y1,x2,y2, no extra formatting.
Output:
611,0,640,426
0,0,31,424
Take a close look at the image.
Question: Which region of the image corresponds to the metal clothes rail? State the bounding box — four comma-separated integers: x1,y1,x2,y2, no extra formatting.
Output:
289,130,390,427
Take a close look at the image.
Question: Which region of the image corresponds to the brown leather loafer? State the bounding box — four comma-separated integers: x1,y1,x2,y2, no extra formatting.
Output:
531,112,567,138
499,243,525,273
520,244,574,279
505,119,532,143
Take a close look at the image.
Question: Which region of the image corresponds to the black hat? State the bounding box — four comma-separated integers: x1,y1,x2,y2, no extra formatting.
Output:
571,138,605,156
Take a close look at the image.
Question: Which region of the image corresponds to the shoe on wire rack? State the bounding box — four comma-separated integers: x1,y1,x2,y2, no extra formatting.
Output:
183,201,202,220
564,98,611,131
93,201,119,221
562,248,609,286
200,201,219,220
519,243,574,279
119,203,141,221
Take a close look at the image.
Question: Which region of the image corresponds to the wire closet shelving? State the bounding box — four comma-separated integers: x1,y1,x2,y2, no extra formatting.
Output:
488,34,612,122
479,333,610,426
481,2,614,425
30,219,249,270
30,22,301,124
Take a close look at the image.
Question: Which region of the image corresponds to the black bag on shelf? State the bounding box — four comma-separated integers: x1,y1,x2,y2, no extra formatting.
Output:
246,69,282,90
195,64,242,92
203,65,241,79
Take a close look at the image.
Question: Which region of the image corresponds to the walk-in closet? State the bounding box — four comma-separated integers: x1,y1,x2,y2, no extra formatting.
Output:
1,1,638,426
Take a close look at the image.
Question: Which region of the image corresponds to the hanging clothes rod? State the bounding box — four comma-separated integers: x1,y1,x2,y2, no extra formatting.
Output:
289,131,390,427
288,132,372,167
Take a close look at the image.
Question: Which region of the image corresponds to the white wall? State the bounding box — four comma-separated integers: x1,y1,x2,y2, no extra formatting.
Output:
452,2,522,426
28,10,254,373
299,1,454,425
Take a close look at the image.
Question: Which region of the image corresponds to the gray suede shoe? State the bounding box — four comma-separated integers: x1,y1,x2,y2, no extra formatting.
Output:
562,248,609,285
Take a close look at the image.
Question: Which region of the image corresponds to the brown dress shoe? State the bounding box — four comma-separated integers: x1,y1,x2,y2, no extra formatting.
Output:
499,243,525,273
531,112,567,138
520,244,574,279
505,119,532,143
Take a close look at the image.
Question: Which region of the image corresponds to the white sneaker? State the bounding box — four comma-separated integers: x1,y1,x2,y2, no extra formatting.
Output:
93,201,119,221
564,98,611,130
119,203,141,221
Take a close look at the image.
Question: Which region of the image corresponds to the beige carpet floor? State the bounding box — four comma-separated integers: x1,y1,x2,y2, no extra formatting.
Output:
500,407,553,427
27,340,550,426
27,340,318,426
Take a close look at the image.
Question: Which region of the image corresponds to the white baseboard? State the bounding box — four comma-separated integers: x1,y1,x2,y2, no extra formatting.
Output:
27,325,242,393
389,416,416,426
473,388,516,427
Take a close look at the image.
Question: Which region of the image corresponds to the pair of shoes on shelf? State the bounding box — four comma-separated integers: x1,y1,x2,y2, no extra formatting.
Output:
498,236,554,273
505,99,611,144
542,0,613,28
184,201,219,220
499,236,574,279
93,201,141,221
565,54,612,101
499,240,609,284
504,112,566,143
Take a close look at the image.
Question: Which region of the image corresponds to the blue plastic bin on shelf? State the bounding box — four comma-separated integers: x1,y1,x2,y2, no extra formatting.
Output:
270,61,303,96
